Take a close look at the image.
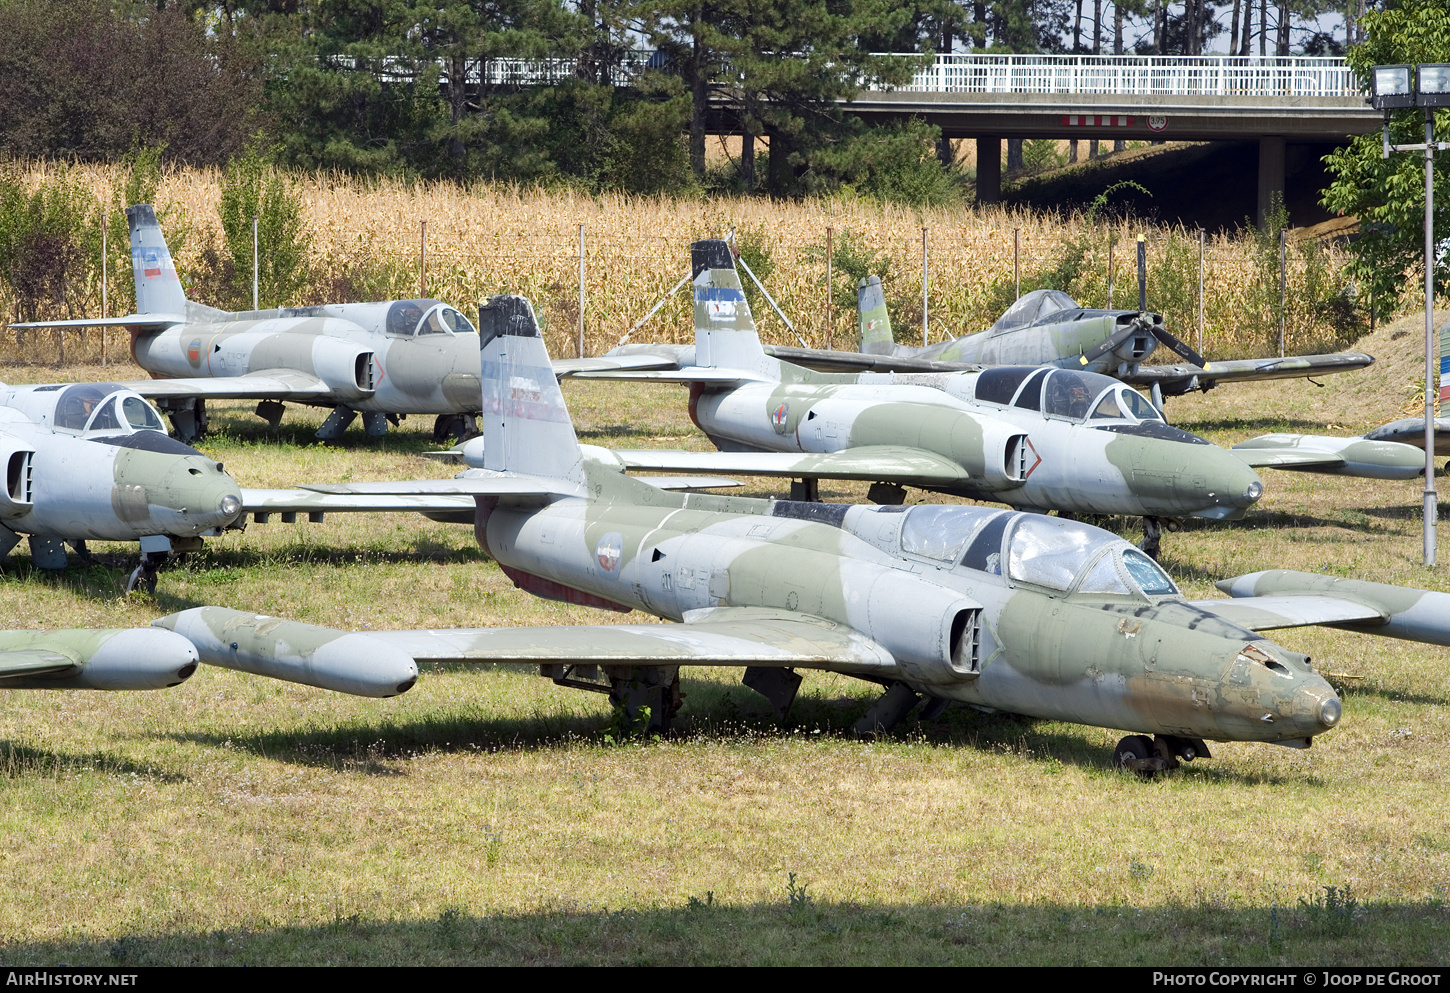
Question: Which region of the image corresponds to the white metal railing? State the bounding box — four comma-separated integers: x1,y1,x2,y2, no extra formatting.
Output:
348,51,1360,100
871,54,1360,99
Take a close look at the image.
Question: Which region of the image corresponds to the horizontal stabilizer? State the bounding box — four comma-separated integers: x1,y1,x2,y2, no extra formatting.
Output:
567,366,772,386
600,445,972,486
242,488,475,515
11,314,185,332
120,370,334,401
298,470,579,498
553,353,687,377
763,345,983,375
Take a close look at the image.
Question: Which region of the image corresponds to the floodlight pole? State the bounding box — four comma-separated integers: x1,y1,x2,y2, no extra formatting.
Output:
1423,107,1438,568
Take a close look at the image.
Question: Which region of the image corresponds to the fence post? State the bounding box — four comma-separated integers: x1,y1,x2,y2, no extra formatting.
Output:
1278,228,1286,357
252,215,259,311
922,226,929,346
420,219,428,298
825,226,833,349
101,212,107,367
1197,228,1205,353
578,223,586,359
1013,227,1020,300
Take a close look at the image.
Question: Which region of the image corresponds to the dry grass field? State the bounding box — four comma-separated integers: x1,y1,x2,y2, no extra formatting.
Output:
0,299,1449,965
6,162,1358,372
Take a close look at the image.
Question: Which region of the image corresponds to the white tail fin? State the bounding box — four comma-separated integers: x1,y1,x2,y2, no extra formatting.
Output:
478,295,583,483
127,205,188,316
857,275,897,355
690,240,779,380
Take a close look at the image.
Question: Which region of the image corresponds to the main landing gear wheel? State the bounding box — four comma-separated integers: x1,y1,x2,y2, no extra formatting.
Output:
1113,734,1160,778
433,414,479,444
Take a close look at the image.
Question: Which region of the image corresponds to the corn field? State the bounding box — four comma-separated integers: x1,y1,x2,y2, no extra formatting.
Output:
0,161,1368,369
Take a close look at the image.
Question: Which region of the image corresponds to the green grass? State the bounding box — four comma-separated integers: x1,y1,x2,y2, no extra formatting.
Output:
2,323,1450,964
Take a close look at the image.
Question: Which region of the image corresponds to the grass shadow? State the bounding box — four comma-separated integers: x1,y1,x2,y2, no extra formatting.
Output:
0,740,188,783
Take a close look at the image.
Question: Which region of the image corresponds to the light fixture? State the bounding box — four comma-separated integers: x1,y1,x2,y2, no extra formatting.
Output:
1370,64,1414,110
1417,63,1450,108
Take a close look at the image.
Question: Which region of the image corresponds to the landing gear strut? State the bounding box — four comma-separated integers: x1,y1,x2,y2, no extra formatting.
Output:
1112,733,1211,778
124,550,169,595
433,414,479,444
1138,517,1180,561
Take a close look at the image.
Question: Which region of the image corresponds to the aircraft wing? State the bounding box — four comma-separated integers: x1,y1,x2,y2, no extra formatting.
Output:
1230,449,1344,470
1191,569,1450,646
565,367,774,386
243,488,477,515
761,345,983,375
599,445,972,487
298,473,580,498
116,369,337,402
1364,417,1450,457
161,605,896,677
1126,352,1374,396
1183,595,1387,632
11,314,186,333
0,650,78,680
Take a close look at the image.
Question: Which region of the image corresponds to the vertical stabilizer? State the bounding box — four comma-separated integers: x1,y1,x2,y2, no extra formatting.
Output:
690,240,779,380
1439,321,1449,407
478,295,583,484
126,205,188,316
857,275,897,355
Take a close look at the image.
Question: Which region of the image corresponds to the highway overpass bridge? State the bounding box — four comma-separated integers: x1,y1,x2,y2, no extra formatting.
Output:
460,52,1376,224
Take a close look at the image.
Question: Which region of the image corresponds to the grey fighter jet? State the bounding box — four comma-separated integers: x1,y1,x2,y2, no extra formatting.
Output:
560,241,1420,555
14,205,483,443
0,381,243,592
156,293,1450,775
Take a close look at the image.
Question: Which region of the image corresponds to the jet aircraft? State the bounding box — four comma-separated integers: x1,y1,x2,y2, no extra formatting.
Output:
14,205,484,443
0,380,243,592
553,263,1373,403
159,292,1450,776
559,241,1421,556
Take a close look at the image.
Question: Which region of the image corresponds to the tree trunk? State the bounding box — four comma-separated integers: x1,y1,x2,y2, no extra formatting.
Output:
1114,2,1123,55
689,11,706,181
1259,0,1266,56
741,120,755,190
1276,0,1289,55
1006,138,1023,173
1154,0,1166,54
1074,0,1083,52
1093,0,1102,54
1240,0,1253,55
1230,0,1242,58
1070,139,1079,163
767,131,788,198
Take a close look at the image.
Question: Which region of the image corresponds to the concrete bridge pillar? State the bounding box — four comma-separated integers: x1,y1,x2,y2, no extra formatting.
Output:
1257,135,1286,229
976,137,1001,207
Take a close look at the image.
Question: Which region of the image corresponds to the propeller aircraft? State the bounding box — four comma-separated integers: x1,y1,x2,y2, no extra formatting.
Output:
557,241,1421,556
154,290,1450,777
13,205,484,443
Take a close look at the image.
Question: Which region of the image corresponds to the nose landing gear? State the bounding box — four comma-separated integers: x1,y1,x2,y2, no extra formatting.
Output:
1112,734,1211,778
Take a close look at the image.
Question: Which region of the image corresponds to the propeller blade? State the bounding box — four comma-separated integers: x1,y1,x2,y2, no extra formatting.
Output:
1078,322,1140,366
1152,325,1207,369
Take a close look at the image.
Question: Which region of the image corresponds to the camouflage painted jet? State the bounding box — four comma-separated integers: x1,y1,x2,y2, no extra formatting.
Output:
0,380,243,592
15,205,484,443
560,241,1420,555
154,293,1450,775
553,269,1373,401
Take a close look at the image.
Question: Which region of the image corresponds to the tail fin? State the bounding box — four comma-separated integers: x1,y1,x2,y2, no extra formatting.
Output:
126,205,188,316
690,240,778,379
1440,321,1449,407
857,275,896,355
478,295,583,484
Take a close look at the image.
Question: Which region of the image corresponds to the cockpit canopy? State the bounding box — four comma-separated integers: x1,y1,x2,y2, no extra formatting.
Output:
989,289,1081,333
898,504,1179,600
385,300,478,337
53,383,167,436
971,367,1164,423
